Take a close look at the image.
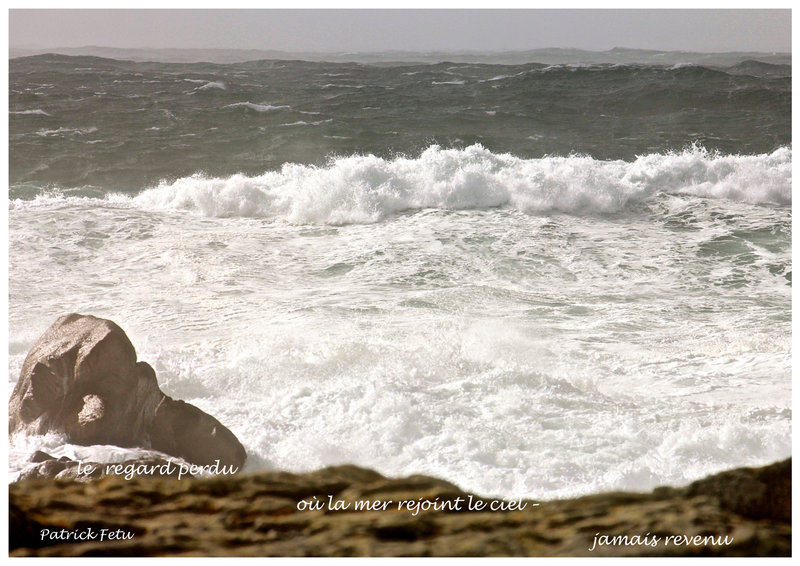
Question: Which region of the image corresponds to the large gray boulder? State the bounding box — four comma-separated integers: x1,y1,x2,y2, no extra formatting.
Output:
9,314,246,470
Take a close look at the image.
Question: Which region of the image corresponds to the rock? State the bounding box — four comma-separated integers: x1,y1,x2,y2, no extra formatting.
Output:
9,314,160,446
686,458,791,522
8,458,792,557
9,314,246,470
15,454,194,483
54,461,102,481
149,397,246,468
29,450,55,463
16,459,70,482
9,501,48,552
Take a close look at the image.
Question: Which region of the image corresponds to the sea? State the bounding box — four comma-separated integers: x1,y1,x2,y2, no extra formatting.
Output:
7,51,792,500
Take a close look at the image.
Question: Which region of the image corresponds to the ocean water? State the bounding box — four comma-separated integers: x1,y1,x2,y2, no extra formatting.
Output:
7,53,791,499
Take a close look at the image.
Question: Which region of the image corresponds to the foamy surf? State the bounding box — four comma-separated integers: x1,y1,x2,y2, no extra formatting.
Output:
9,53,791,502
126,145,791,224
9,174,791,498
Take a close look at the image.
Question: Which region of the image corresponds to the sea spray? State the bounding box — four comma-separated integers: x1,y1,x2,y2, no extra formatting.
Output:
123,145,793,223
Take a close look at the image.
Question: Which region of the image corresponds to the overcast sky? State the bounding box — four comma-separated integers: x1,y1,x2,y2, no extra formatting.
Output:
8,9,792,53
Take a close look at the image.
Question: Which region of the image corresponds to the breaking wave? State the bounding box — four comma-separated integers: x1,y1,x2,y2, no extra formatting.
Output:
11,145,791,225
130,145,790,224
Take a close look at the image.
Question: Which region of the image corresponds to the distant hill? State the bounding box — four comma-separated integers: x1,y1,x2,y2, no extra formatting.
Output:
9,45,791,68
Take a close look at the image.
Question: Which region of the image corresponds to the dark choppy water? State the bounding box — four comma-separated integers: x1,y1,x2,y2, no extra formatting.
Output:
9,54,790,194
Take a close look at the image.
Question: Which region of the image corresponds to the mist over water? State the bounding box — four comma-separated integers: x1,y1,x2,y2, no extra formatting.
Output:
8,53,791,499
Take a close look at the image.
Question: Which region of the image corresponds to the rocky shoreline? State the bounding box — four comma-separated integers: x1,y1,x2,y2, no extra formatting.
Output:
8,315,792,556
9,457,791,557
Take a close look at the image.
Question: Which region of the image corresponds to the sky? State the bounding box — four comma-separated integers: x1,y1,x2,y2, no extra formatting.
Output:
7,9,793,54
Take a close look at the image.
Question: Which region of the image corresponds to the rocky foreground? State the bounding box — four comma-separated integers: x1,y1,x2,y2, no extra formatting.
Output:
9,458,791,557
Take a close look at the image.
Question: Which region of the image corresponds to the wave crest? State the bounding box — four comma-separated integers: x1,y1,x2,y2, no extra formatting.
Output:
125,144,790,224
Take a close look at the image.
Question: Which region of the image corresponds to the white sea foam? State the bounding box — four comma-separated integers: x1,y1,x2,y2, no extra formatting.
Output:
36,126,98,137
280,119,333,127
129,145,790,224
9,194,791,497
195,81,226,91
224,101,291,112
321,83,367,89
480,71,528,82
10,109,51,116
8,165,791,498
